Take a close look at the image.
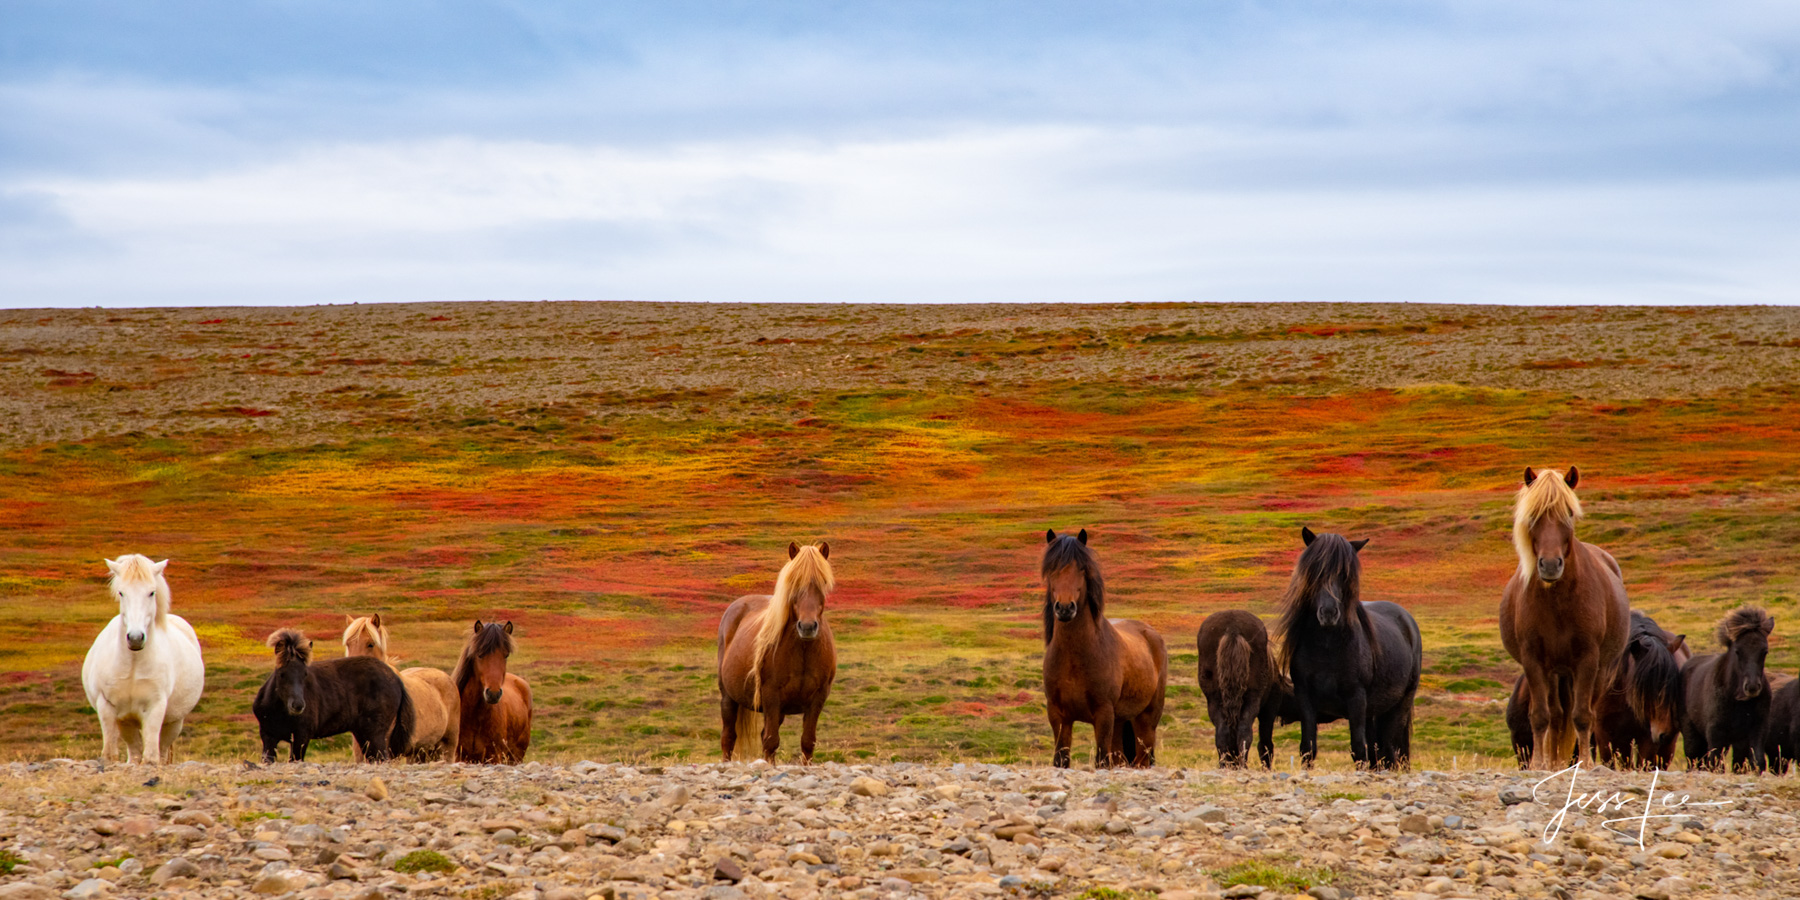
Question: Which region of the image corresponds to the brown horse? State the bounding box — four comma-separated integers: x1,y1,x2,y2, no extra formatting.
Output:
1500,467,1630,769
1509,610,1690,769
1041,529,1168,768
452,620,532,764
717,542,837,763
343,614,460,762
1195,610,1277,768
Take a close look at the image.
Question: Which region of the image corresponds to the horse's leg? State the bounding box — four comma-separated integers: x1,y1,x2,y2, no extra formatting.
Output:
1569,661,1602,768
1256,702,1275,769
760,709,784,762
158,717,183,764
1092,708,1117,769
1521,662,1558,770
800,706,822,765
1297,695,1319,768
1048,706,1073,768
137,697,169,766
1134,709,1162,768
719,694,740,762
93,696,122,763
1345,691,1370,769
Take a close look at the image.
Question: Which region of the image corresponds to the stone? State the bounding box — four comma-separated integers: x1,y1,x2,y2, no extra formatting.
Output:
1498,785,1533,806
60,881,110,900
931,783,963,801
168,809,214,827
328,862,359,880
1306,888,1341,900
850,777,890,797
1400,814,1432,834
117,816,157,837
365,777,388,802
1223,886,1263,899
558,828,587,849
659,785,691,809
1196,806,1229,823
154,824,204,842
701,888,748,900
889,867,941,883
0,885,59,900
486,818,530,833
150,857,200,884
252,846,292,861
1650,842,1689,859
713,858,745,882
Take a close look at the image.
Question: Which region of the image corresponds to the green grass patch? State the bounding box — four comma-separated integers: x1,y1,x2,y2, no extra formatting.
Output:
1208,861,1336,893
0,849,24,874
393,850,457,875
1318,791,1365,802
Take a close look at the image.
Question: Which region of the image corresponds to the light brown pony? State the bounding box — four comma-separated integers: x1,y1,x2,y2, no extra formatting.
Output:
452,620,532,764
343,614,460,762
717,542,836,763
1041,529,1168,768
1500,467,1630,770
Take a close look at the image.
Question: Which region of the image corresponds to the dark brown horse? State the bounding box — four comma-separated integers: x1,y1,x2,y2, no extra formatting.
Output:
717,542,837,763
1195,610,1277,768
253,629,412,763
1040,529,1168,768
1508,610,1691,769
1680,606,1774,773
1499,467,1630,769
1765,672,1799,774
452,620,532,764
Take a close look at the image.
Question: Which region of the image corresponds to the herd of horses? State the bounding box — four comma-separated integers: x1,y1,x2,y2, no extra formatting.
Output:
76,466,1799,774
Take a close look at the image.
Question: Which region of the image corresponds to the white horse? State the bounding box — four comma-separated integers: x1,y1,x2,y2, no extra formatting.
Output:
80,555,205,764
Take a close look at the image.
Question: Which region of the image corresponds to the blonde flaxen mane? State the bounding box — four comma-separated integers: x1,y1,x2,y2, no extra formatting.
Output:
343,615,392,662
1511,469,1582,579
748,543,834,707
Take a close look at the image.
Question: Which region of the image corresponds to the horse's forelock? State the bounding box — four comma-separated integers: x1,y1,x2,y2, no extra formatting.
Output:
1040,535,1104,624
747,544,835,706
342,616,387,652
453,622,515,689
1512,469,1583,579
266,628,310,665
1715,606,1773,647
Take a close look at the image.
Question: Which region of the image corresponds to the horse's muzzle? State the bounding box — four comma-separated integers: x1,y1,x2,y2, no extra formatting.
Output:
1053,603,1077,622
1740,681,1764,700
484,688,503,705
126,632,146,651
1536,558,1565,583
287,702,305,716
796,621,821,640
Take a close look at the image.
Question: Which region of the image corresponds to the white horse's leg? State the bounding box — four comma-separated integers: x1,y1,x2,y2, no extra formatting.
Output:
94,696,123,762
159,717,184,764
139,698,170,766
122,719,146,764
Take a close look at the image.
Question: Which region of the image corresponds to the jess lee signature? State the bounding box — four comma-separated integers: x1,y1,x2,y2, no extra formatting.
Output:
1531,762,1732,848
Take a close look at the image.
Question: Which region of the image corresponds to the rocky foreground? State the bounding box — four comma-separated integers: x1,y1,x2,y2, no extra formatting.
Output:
1,761,1795,900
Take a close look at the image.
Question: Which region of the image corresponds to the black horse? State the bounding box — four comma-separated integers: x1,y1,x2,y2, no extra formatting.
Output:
254,629,414,763
1680,606,1774,773
1273,527,1421,769
1765,673,1799,774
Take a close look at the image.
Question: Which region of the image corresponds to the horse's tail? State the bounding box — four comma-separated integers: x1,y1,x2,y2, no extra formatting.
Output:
733,706,762,760
389,677,415,760
1215,634,1253,759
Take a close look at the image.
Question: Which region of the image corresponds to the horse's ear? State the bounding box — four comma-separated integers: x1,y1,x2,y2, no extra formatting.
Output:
1671,633,1688,652
817,541,829,560
1301,526,1316,546
503,621,515,635
473,620,484,634
1045,529,1057,544
788,541,800,559
104,558,122,575
1565,466,1579,489
1349,538,1369,552
1523,467,1537,486
370,612,382,628
1762,615,1775,636
345,614,354,625
1077,529,1087,545
151,559,169,574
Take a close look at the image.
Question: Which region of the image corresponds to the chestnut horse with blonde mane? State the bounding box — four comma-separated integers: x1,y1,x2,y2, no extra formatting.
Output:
1500,466,1630,769
452,620,532,764
717,542,836,763
1041,529,1167,768
343,614,460,762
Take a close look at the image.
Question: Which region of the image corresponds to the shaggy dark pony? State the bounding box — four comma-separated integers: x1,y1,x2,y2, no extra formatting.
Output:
1681,606,1774,772
1274,527,1421,769
253,628,412,763
1196,610,1278,768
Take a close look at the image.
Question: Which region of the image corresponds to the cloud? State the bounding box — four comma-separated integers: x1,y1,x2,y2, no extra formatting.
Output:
1,1,1798,305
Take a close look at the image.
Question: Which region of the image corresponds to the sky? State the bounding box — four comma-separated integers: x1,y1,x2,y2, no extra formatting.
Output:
2,1,1798,307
